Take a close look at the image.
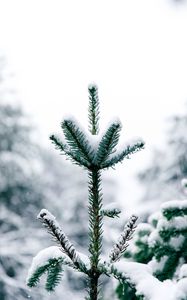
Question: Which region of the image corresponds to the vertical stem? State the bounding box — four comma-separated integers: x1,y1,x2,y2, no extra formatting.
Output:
87,83,101,299
88,84,99,136
88,168,103,300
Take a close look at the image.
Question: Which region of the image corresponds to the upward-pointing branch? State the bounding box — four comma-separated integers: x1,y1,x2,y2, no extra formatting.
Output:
88,84,100,135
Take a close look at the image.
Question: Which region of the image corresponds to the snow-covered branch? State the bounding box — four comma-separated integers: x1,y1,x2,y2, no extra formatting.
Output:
38,209,88,273
109,215,138,262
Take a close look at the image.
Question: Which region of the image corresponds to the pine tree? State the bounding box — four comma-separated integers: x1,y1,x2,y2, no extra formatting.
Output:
116,196,187,300
27,84,145,300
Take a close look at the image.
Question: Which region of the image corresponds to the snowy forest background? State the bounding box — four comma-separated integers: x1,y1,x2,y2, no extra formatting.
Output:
1,0,187,299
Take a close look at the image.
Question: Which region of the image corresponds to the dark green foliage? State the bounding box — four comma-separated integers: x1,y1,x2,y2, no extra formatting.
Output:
116,284,140,300
27,258,63,291
50,134,91,168
61,119,94,163
116,200,187,300
101,208,121,218
155,252,180,281
94,122,121,165
163,206,187,220
46,262,63,292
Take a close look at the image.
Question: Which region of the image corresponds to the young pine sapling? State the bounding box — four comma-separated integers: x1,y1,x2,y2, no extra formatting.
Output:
27,84,145,300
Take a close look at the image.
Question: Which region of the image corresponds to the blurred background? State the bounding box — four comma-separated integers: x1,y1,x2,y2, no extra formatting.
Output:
1,0,187,299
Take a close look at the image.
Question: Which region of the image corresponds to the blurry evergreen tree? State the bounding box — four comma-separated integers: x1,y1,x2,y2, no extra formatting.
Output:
116,105,187,299
116,198,187,300
138,109,187,215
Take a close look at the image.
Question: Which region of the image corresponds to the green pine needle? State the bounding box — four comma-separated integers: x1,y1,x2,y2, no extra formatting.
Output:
163,207,187,221
88,84,100,135
94,122,121,166
50,134,67,152
50,133,91,168
46,262,63,292
101,140,145,169
27,264,49,288
61,119,94,163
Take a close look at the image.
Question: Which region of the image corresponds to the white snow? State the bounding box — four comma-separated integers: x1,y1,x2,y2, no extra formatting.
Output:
148,229,162,247
148,211,162,226
148,256,168,274
179,264,187,279
102,202,121,212
169,236,185,251
77,251,90,269
161,200,187,211
114,261,187,300
175,278,187,299
157,215,187,231
88,82,98,91
136,223,153,232
38,208,56,221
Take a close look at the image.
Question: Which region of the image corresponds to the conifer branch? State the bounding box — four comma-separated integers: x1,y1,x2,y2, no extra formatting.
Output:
38,209,87,273
45,262,63,292
100,208,121,218
99,262,134,289
94,121,121,166
162,206,187,221
109,215,138,263
61,119,94,163
101,140,145,169
50,134,91,168
27,257,64,289
88,84,100,135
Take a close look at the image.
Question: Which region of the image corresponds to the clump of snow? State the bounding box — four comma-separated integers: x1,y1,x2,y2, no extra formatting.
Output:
38,209,56,221
88,82,98,91
161,200,187,211
179,264,187,279
148,256,168,274
148,229,162,247
169,236,185,251
102,202,121,212
136,223,153,233
175,278,187,299
157,215,187,231
148,211,162,227
105,117,122,128
37,209,63,236
77,251,90,269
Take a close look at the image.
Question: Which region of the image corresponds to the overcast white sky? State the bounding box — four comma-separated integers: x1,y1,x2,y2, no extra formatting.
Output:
0,0,187,211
